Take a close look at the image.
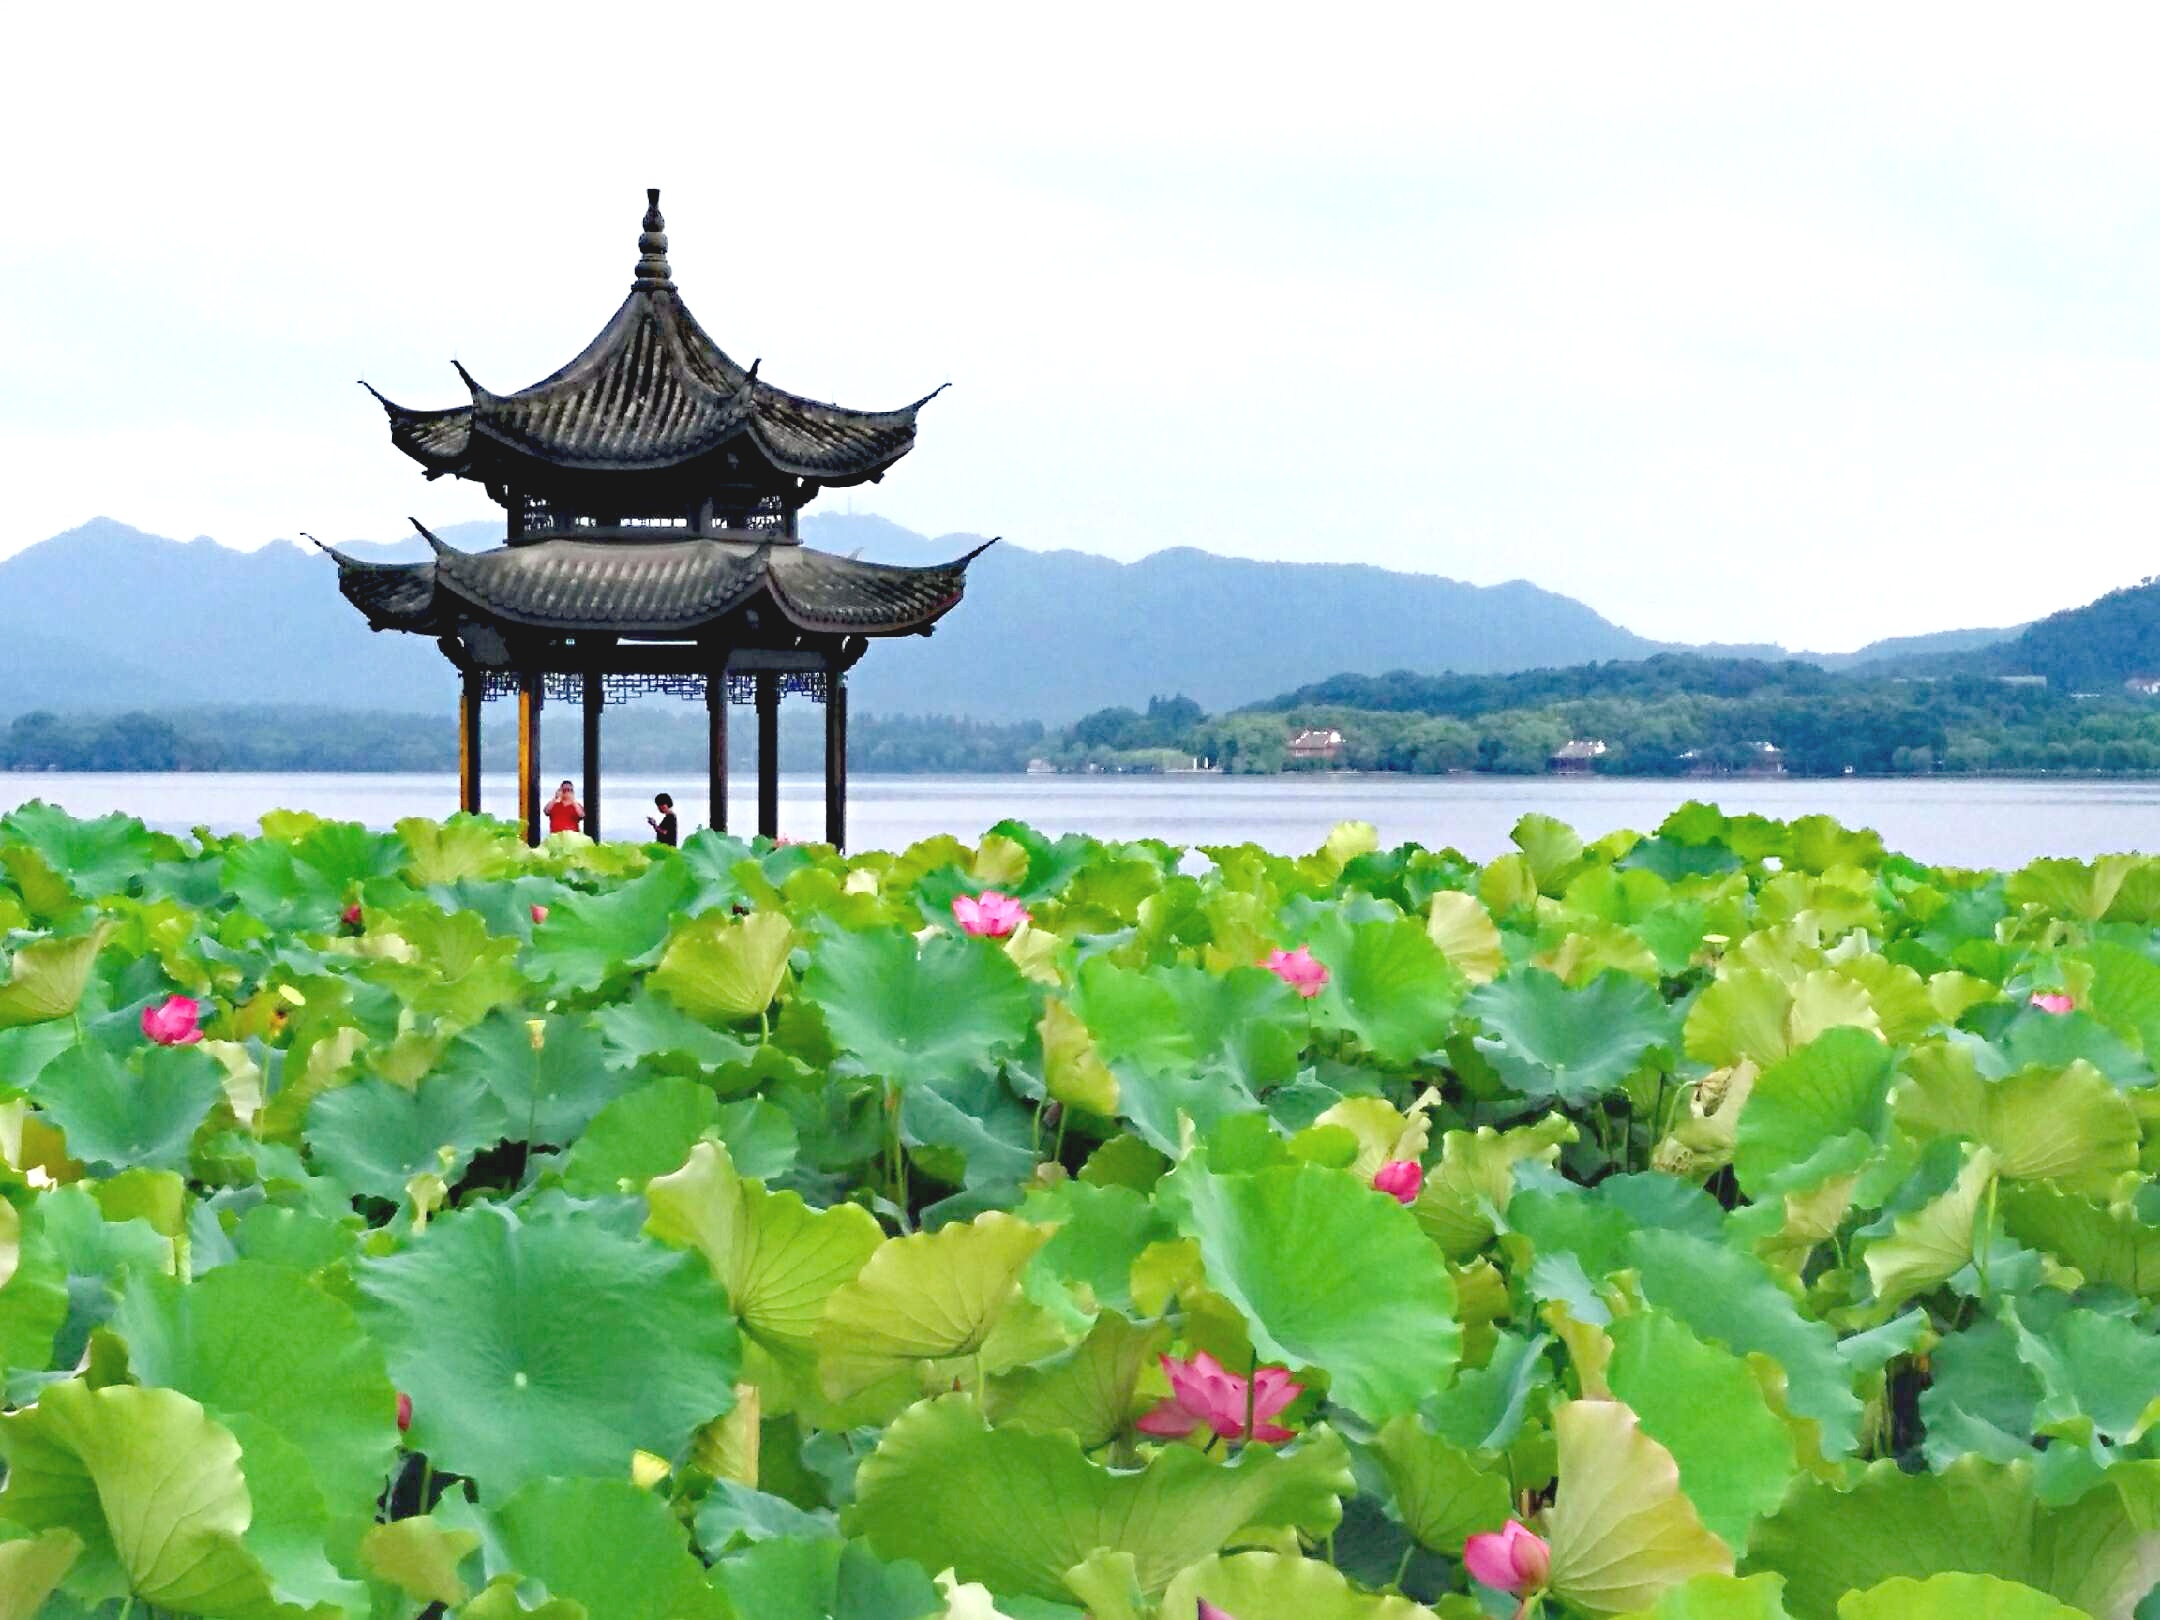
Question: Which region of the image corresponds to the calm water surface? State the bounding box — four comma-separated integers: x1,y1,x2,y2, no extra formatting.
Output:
4,772,2159,868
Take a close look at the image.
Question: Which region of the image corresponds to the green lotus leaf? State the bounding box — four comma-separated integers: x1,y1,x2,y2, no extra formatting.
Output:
1159,1159,1459,1422
898,1066,1039,1191
647,1140,883,1400
1372,1414,1511,1552
0,1198,74,1376
1625,1230,1864,1458
846,1392,1354,1601
1466,968,1675,1104
1306,911,1465,1066
560,1075,723,1195
817,1211,1051,1399
1414,1114,1576,1260
1743,1454,2160,1619
356,1196,740,1501
2077,941,2160,1048
1895,1057,2138,1192
1998,1185,2160,1299
1427,890,1504,983
1615,1573,1796,1618
1544,1399,1735,1615
361,1513,480,1606
1862,1146,1997,1310
1425,1328,1555,1452
1835,1573,2086,1619
490,1476,726,1620
1023,1178,1174,1323
0,1527,83,1620
524,858,695,992
112,1260,398,1556
804,927,1035,1090
706,1535,944,1620
437,1008,625,1147
0,1379,285,1613
222,1411,370,1612
0,923,113,1029
2003,1299,2160,1447
459,1571,589,1619
1163,1550,1439,1620
652,909,794,1023
1733,1027,1896,1199
1153,964,1304,1090
984,1311,1169,1447
31,1042,223,1173
695,1480,838,1549
1,804,165,901
1605,1311,1798,1554
1071,956,1192,1076
593,988,759,1081
305,1070,507,1199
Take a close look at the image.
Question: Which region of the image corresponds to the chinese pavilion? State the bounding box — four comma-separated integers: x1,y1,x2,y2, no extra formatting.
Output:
325,190,987,849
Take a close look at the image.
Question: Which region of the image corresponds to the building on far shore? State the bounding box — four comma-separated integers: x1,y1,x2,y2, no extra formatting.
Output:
1681,741,1787,778
2126,676,2160,697
1286,728,1345,765
1549,738,1607,775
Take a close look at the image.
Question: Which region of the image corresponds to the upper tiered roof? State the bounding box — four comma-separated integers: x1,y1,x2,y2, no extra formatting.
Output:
363,191,941,493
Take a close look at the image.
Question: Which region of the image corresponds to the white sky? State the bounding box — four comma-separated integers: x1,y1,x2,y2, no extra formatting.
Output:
5,3,2159,650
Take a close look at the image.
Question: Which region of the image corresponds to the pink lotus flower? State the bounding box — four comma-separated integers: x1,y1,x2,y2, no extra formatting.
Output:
341,903,363,927
1373,1159,1423,1204
396,1392,412,1432
530,904,549,925
2031,991,2074,1015
1196,1603,1236,1620
141,995,204,1046
1464,1520,1549,1595
1137,1350,1302,1444
953,890,1030,939
1263,945,1329,998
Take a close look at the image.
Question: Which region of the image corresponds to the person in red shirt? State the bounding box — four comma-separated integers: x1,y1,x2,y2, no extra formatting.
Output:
545,781,584,836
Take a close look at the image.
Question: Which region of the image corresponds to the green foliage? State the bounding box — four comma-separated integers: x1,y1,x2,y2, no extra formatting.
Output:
0,803,2153,1618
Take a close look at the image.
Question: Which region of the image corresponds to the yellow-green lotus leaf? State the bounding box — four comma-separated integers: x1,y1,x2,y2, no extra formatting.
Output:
1896,1059,2137,1192
651,910,794,1022
361,1514,479,1606
1414,1114,1576,1260
1836,1573,2088,1619
1617,1573,1796,1618
0,922,113,1028
0,1379,284,1612
647,1141,882,1401
0,1529,83,1620
1040,997,1120,1116
1544,1399,1735,1615
819,1211,1053,1398
460,1572,588,1619
1374,1415,1512,1553
1863,1147,1997,1310
1428,892,1505,984
985,1312,1168,1448
1164,1550,1439,1620
1316,1096,1430,1181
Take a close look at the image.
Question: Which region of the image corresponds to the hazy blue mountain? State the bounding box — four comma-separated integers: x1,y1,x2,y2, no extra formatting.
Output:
0,513,2024,723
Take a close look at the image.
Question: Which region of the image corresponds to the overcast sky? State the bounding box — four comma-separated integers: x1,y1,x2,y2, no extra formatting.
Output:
6,4,2159,650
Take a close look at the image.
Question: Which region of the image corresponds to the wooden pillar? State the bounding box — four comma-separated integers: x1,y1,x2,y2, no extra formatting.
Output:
756,672,780,841
518,672,543,846
706,673,729,834
824,668,848,851
582,674,603,842
458,670,483,815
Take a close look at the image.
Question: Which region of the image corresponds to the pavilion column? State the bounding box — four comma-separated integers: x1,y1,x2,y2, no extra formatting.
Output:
706,674,729,834
824,668,848,851
518,672,543,846
458,670,483,815
582,674,603,842
756,672,780,841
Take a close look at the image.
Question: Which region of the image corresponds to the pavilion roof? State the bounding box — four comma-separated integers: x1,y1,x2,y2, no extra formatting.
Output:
327,530,991,642
364,191,941,485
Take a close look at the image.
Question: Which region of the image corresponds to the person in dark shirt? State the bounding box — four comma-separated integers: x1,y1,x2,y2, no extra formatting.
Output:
647,792,679,847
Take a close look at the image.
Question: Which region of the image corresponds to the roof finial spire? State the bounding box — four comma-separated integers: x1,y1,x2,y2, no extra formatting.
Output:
634,188,673,292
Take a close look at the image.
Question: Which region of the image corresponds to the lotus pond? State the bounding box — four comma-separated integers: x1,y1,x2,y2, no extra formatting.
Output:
0,801,2156,1620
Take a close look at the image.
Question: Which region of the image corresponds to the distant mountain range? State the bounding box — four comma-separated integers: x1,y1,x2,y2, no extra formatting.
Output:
0,514,2030,723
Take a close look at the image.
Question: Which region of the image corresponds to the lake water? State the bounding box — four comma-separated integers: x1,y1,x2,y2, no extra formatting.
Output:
4,771,2159,868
